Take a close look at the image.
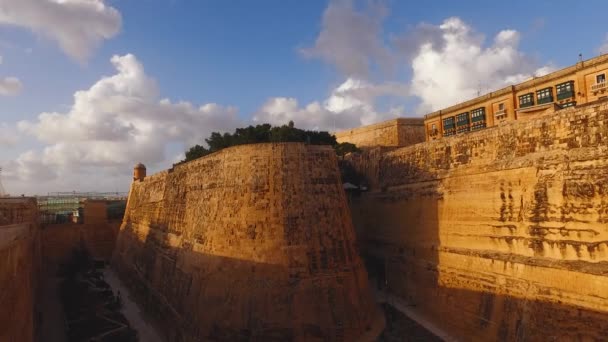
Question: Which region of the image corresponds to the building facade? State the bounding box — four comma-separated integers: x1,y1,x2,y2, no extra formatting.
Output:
424,54,608,141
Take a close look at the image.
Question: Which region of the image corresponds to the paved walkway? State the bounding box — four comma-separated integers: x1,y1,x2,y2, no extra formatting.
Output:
103,269,164,342
376,290,458,342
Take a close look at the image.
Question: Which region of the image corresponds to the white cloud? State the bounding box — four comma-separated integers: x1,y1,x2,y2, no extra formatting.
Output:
300,0,391,78
0,0,121,61
3,150,56,182
0,123,19,146
0,76,22,96
13,54,241,188
302,2,552,115
408,17,553,113
253,77,403,131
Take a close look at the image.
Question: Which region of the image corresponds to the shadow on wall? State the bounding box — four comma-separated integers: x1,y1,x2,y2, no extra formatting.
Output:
112,224,377,342
111,143,382,342
41,222,120,275
346,132,608,341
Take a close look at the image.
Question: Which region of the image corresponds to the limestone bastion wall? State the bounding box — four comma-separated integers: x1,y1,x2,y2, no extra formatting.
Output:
335,118,425,148
0,198,40,342
112,143,380,341
41,221,120,275
346,100,608,341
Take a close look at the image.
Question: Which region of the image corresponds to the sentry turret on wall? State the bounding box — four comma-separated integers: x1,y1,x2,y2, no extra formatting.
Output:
133,163,146,182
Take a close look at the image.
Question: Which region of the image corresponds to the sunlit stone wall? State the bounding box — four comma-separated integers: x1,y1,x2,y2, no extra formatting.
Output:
347,101,608,341
335,118,425,148
113,143,381,341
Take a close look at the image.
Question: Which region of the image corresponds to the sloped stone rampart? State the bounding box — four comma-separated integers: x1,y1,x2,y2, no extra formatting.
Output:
113,143,380,341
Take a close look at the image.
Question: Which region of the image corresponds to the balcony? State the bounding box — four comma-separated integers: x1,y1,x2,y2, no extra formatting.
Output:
537,96,554,105
494,109,506,118
556,91,574,101
591,82,606,93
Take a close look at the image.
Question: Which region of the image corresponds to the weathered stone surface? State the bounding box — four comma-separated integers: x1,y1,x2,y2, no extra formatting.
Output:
335,118,425,148
41,222,119,274
0,198,39,342
112,143,380,341
346,101,608,341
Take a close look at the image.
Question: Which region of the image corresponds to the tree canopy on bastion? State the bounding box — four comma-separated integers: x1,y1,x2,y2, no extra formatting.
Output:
181,121,360,163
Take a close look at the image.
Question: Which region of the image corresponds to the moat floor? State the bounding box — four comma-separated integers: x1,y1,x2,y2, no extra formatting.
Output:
37,266,162,342
103,269,163,342
377,304,443,342
374,289,451,342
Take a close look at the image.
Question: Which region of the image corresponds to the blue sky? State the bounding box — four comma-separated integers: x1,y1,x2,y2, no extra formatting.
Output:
1,0,607,195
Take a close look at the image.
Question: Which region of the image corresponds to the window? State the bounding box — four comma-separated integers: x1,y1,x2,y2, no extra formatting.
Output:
536,87,553,104
442,117,455,137
560,101,576,108
456,112,470,133
597,74,606,84
556,81,574,100
519,93,534,108
498,103,505,111
429,123,438,136
470,107,486,131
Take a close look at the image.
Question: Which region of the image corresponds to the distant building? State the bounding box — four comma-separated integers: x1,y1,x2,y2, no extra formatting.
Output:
424,53,608,141
37,192,128,224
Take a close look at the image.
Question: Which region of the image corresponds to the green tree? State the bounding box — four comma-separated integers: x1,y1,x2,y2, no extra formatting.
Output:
180,122,357,163
333,142,361,159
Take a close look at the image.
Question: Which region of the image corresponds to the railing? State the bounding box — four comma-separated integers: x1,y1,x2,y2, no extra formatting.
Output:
494,109,506,118
591,82,606,92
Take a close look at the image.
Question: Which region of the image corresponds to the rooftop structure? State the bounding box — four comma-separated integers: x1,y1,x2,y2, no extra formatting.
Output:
423,53,608,141
37,192,128,224
335,118,425,148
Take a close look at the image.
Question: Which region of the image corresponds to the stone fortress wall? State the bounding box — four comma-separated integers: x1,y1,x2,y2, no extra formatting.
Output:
112,143,382,341
346,100,608,340
40,200,121,275
0,198,121,341
0,198,40,342
335,118,425,148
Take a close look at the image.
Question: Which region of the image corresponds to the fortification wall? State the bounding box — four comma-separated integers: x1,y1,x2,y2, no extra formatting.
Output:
335,118,425,148
112,143,380,341
0,198,39,342
41,222,120,274
347,101,608,341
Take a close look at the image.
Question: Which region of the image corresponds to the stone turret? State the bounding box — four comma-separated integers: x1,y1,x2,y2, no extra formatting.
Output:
133,163,146,181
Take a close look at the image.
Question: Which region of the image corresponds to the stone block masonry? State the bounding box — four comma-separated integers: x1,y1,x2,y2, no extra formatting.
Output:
112,143,381,341
346,100,608,341
0,198,40,342
335,118,425,148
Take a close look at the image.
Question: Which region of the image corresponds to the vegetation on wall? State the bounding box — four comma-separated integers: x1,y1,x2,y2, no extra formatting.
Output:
180,121,361,163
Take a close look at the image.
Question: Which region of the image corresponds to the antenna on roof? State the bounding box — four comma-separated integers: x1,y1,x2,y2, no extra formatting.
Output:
579,53,583,62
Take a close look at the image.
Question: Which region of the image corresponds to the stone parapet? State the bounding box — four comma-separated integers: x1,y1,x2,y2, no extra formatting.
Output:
335,118,425,148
